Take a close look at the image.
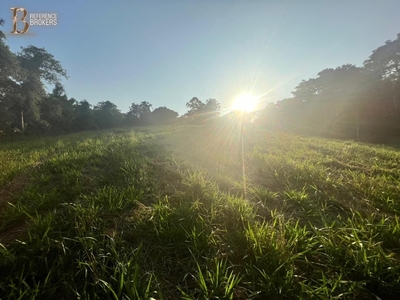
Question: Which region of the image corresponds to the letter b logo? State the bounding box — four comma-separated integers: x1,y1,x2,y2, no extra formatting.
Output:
10,7,29,34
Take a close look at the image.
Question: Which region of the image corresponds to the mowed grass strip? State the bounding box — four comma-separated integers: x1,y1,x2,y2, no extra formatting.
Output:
0,125,400,299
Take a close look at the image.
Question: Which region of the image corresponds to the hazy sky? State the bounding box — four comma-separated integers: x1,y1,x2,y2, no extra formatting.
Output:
1,1,400,115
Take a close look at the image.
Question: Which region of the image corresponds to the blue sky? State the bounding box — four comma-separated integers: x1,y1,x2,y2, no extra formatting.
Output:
1,1,400,115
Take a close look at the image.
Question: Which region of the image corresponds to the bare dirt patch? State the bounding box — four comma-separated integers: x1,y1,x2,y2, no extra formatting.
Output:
0,172,31,210
0,170,34,246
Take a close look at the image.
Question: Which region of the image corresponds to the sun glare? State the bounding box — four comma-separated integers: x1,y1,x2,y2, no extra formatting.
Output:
232,94,258,112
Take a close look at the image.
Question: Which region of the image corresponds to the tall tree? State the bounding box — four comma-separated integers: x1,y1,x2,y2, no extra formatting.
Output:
364,34,400,82
290,64,363,137
185,97,221,123
185,97,205,115
361,35,400,140
94,101,122,129
149,106,178,124
127,101,153,125
0,19,25,133
73,100,95,131
205,98,221,113
40,83,75,132
16,45,68,132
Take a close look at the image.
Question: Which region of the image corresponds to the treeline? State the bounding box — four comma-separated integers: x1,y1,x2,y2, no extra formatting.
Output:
257,33,400,143
0,19,226,136
5,17,400,143
0,23,184,135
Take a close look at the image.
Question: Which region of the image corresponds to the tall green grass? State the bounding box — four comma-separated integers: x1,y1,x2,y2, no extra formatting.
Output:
1,125,400,299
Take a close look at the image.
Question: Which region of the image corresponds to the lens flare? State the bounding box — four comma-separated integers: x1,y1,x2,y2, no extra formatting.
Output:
232,94,258,112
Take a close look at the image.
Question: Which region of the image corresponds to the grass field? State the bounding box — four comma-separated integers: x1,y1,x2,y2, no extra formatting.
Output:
1,124,400,299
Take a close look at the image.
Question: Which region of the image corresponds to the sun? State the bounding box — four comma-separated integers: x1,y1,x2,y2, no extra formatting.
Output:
232,94,258,112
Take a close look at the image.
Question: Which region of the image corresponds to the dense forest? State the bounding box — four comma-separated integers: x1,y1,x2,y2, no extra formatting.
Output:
1,16,400,143
257,34,400,143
